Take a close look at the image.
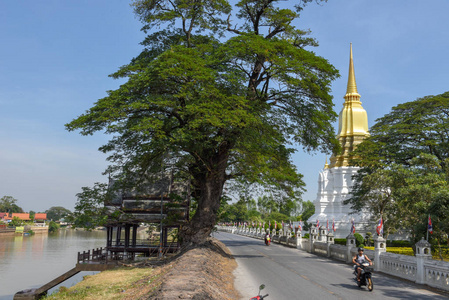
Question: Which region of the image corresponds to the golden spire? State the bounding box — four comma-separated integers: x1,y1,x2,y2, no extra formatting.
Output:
324,157,329,169
329,44,369,168
346,43,359,95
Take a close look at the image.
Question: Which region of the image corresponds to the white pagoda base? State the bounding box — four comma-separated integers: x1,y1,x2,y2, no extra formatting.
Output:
308,166,372,238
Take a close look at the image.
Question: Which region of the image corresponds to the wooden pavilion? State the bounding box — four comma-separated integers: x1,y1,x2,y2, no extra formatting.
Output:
104,173,190,258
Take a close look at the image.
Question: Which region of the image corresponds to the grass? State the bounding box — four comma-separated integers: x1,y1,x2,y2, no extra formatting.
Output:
44,267,161,300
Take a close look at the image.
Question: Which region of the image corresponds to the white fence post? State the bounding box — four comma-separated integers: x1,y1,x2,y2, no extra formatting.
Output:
373,235,386,272
415,238,432,284
296,230,303,249
326,232,334,258
346,234,356,263
310,225,318,253
319,227,327,242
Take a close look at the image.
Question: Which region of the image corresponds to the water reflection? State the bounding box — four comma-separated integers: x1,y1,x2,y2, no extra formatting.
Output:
0,229,109,300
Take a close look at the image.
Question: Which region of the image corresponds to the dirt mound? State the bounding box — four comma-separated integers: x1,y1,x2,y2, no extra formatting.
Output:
150,238,239,299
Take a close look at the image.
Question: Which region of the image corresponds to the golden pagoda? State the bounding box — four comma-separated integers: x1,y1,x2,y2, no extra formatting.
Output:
329,43,369,168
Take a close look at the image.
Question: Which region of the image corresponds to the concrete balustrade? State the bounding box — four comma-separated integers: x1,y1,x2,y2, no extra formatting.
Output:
216,225,449,292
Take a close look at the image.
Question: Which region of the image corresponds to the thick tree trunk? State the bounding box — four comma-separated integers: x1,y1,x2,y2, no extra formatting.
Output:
179,150,228,246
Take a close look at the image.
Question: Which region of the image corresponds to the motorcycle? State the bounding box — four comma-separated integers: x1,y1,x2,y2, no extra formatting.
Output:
354,262,374,291
250,284,269,300
264,235,271,246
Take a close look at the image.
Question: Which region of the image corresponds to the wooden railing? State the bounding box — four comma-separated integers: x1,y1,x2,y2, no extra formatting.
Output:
77,248,106,263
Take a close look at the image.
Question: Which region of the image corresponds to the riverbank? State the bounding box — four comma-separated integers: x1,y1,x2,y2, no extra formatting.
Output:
44,239,239,300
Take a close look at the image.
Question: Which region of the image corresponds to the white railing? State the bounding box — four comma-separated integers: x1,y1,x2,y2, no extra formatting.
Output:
313,241,328,257
329,244,347,262
424,259,449,290
379,252,417,280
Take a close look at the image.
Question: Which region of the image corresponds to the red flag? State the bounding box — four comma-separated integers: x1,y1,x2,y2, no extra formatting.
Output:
351,220,356,234
376,217,383,235
428,215,433,234
332,219,336,232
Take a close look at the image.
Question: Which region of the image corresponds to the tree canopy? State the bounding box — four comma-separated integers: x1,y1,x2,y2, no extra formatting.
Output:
0,196,23,213
66,0,339,245
45,206,72,221
346,92,449,242
69,183,110,230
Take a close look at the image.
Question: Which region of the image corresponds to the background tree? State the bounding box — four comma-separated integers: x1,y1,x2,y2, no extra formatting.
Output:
257,195,278,216
299,200,315,222
0,196,23,213
9,216,23,227
69,183,111,230
66,0,338,245
45,206,72,221
347,92,449,241
29,210,36,221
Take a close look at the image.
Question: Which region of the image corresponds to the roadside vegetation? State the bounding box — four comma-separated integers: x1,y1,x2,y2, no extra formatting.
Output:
218,196,315,230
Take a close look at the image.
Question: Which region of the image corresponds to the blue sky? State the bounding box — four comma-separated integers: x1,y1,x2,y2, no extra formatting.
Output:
1,1,448,212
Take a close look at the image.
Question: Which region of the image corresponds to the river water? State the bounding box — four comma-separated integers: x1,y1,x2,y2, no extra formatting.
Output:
0,229,108,300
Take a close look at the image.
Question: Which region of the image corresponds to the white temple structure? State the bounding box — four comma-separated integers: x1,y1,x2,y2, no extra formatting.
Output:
308,44,371,238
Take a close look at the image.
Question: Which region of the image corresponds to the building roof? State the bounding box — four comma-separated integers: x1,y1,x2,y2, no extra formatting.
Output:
34,213,47,220
0,212,8,219
11,213,30,220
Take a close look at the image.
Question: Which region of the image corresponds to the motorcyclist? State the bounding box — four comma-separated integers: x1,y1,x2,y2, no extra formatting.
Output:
352,247,372,282
264,230,271,245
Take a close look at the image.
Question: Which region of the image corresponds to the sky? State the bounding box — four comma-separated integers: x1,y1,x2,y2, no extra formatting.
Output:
1,1,449,213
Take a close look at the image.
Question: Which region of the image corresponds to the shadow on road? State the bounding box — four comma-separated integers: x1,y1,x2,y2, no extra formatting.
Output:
233,254,265,259
374,288,448,300
330,282,360,291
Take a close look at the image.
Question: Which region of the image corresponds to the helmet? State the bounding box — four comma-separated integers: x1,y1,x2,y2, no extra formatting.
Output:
358,247,364,252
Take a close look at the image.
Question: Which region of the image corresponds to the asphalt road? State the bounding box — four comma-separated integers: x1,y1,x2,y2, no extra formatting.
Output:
214,231,449,300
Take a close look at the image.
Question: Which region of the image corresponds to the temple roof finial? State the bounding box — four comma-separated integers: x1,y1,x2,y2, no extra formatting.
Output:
346,43,358,95
329,43,369,168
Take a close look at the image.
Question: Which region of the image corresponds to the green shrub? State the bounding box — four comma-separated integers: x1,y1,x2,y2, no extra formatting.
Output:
365,232,373,247
303,233,309,239
9,216,23,227
334,238,346,245
387,240,412,247
354,233,365,247
48,221,60,233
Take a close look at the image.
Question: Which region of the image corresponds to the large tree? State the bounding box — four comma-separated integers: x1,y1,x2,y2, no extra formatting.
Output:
66,0,339,245
45,206,72,221
346,92,449,239
0,196,23,213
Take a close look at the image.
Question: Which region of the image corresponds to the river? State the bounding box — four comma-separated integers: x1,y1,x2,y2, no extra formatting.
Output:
0,229,108,300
